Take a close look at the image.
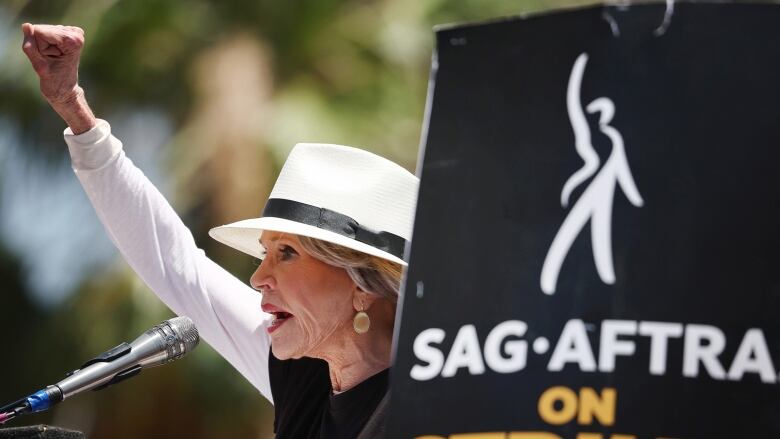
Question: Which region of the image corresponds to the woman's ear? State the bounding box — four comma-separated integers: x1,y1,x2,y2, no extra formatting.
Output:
352,288,377,312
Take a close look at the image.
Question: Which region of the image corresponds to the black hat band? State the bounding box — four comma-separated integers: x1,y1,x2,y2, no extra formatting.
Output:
262,198,407,259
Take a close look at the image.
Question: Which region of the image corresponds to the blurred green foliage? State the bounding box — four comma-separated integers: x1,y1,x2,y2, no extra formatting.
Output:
0,0,608,437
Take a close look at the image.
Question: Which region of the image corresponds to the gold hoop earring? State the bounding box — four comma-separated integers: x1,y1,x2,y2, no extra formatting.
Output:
353,309,370,334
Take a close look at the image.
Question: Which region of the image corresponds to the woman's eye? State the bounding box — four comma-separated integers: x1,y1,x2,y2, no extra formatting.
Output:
279,245,297,260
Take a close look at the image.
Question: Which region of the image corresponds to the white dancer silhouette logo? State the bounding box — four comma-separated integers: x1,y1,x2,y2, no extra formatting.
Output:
540,53,644,295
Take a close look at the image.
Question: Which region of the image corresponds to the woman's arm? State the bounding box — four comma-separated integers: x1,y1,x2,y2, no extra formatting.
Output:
66,122,274,402
22,23,275,403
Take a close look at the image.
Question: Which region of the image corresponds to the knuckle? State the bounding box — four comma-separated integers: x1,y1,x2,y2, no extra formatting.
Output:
62,33,84,48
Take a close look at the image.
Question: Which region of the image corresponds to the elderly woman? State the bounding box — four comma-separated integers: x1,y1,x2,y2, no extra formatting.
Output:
21,23,417,438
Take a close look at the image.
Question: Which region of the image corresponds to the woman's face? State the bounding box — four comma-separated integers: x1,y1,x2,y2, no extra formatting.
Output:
250,231,357,360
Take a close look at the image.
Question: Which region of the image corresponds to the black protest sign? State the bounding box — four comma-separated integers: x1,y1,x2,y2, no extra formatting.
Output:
389,3,780,438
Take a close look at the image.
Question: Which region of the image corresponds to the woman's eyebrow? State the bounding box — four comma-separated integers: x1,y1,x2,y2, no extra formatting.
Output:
259,236,280,247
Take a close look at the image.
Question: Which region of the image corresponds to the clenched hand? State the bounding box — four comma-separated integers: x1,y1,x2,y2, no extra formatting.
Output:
22,23,95,134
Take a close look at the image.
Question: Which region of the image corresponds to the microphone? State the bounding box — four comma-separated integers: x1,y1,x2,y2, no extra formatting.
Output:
0,316,199,422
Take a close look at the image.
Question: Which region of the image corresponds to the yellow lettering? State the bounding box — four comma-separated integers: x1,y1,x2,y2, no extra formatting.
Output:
509,433,562,439
451,434,506,439
577,387,616,426
538,386,578,425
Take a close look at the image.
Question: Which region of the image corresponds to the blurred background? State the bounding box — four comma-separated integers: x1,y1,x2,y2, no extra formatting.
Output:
0,0,616,437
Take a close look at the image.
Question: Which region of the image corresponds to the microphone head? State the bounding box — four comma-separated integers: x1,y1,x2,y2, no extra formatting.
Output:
169,316,200,352
154,316,200,362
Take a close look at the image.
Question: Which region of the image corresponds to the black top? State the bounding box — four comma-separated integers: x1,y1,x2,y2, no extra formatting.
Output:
268,349,389,438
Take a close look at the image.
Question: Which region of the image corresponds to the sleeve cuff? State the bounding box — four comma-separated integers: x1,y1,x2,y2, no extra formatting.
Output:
64,119,124,170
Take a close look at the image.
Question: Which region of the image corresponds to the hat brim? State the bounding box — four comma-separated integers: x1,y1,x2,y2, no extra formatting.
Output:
208,216,408,266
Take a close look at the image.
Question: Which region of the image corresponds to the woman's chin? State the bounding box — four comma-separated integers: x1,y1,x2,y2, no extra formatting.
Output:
270,335,305,360
271,343,295,360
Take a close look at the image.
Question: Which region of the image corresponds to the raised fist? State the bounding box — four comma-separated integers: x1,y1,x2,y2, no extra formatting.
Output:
21,23,85,106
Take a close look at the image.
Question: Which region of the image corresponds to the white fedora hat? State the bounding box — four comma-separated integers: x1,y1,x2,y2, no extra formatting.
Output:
208,143,419,266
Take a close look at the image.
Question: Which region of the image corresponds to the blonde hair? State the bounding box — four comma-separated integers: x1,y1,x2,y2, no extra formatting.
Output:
297,236,403,303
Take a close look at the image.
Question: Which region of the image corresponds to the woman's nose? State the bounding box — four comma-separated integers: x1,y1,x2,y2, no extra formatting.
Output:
250,260,274,292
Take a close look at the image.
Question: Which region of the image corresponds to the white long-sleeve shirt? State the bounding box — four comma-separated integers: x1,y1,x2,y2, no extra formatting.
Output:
64,119,274,404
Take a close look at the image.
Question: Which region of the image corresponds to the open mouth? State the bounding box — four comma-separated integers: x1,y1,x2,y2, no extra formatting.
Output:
268,312,293,334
